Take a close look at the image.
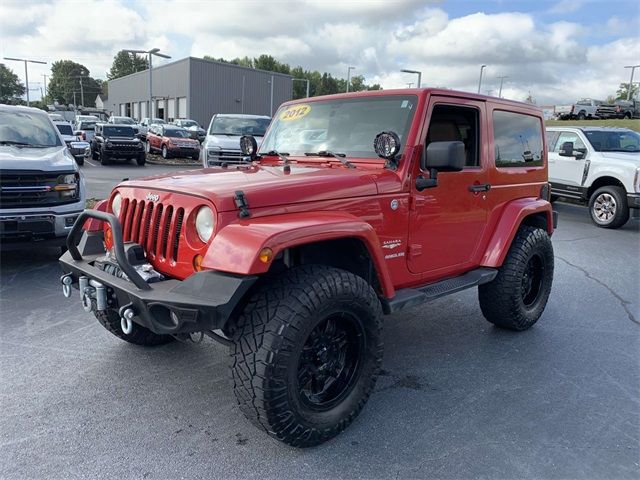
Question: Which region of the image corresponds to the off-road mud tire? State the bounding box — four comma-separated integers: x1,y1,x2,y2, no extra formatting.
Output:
94,309,174,346
479,226,554,331
229,265,383,447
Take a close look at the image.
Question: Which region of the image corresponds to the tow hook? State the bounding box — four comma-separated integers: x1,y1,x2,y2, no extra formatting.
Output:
78,276,107,312
119,304,135,335
61,274,73,298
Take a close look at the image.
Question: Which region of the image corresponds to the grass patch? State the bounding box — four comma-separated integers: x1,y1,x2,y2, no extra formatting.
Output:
546,119,640,132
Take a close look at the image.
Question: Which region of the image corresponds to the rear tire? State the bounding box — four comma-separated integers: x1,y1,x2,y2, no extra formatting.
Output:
162,145,170,159
94,309,173,346
479,226,554,331
577,111,586,120
588,186,629,229
228,265,383,447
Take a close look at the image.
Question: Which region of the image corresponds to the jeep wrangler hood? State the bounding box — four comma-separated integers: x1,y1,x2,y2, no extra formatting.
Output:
120,163,388,212
0,146,77,172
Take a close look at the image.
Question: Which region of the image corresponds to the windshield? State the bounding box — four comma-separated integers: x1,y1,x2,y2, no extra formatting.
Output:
0,110,63,147
260,95,417,158
209,116,270,136
79,122,97,130
152,118,166,125
56,124,74,135
180,120,198,128
584,130,640,152
112,117,136,125
164,129,190,138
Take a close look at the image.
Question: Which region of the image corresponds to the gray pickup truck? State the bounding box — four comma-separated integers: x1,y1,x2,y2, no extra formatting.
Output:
0,105,86,248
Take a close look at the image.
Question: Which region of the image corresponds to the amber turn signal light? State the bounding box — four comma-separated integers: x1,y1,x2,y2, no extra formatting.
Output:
259,248,273,263
193,254,204,272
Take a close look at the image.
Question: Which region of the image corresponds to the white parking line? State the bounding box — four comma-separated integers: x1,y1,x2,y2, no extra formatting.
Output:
85,159,98,167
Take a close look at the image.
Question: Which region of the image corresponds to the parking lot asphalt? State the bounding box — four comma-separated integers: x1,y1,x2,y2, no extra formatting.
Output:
1,202,639,479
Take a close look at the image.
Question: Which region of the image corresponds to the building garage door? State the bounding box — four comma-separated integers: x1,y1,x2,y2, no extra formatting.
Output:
133,102,140,120
140,101,148,119
178,97,187,118
120,104,126,116
168,98,176,120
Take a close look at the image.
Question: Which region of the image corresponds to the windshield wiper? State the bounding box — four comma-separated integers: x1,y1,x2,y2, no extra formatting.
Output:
0,141,49,148
305,150,355,169
260,150,290,163
210,132,239,136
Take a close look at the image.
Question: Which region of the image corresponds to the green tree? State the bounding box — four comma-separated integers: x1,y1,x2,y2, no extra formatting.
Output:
107,50,149,80
615,82,639,100
0,64,26,104
47,60,102,107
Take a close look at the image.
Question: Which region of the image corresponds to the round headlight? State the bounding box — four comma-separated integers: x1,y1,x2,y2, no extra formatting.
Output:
373,131,401,159
112,193,122,217
195,206,215,243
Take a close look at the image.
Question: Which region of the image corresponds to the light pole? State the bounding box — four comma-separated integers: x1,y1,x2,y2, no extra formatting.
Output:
72,75,87,107
123,48,171,118
624,65,640,100
346,66,355,92
497,75,509,98
293,78,310,98
477,64,487,94
401,69,422,88
3,57,47,106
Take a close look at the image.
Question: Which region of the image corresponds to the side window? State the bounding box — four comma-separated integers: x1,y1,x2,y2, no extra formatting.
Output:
553,132,586,154
426,104,480,167
546,131,560,152
493,110,543,167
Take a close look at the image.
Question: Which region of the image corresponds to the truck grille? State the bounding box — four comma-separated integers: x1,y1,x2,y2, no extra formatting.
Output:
0,170,79,208
110,142,140,150
119,198,184,262
207,149,246,164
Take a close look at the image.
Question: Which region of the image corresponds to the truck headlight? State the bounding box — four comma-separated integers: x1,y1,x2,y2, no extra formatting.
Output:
54,173,79,198
112,193,122,217
195,206,215,243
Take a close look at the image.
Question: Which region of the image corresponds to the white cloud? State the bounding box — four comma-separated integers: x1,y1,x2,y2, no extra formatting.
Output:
0,0,638,104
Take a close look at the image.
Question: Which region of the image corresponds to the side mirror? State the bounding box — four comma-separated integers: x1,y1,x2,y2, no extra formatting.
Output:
423,141,465,171
559,141,574,157
416,141,465,191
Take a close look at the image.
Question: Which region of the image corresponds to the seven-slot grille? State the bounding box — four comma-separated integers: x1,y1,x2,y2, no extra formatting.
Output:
119,198,184,262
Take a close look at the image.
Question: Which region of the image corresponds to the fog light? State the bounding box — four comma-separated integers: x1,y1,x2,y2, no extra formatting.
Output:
65,216,77,227
259,247,273,263
193,254,204,271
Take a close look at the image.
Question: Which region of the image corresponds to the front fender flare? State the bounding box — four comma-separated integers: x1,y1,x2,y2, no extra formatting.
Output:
481,198,554,267
202,211,395,298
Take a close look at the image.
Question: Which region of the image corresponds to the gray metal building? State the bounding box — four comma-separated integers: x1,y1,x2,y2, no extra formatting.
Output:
106,57,293,127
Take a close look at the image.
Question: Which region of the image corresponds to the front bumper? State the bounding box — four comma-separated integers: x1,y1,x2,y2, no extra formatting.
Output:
169,146,200,157
1,210,83,243
103,148,144,158
59,210,256,335
627,193,640,209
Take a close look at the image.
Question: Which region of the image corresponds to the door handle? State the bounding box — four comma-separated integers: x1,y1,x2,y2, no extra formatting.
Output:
469,183,491,193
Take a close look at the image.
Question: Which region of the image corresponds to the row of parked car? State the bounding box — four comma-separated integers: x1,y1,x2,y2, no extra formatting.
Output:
555,98,640,120
49,112,272,167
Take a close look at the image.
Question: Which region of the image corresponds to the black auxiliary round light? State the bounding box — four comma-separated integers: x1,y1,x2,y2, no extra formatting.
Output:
239,135,258,157
374,131,401,160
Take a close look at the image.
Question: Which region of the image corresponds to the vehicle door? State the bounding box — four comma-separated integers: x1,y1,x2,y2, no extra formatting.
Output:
408,98,490,276
149,125,161,149
548,131,589,192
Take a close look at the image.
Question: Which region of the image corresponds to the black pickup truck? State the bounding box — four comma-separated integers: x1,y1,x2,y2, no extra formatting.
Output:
90,124,146,166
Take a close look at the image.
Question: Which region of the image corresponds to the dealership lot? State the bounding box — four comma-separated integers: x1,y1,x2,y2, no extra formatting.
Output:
1,194,638,478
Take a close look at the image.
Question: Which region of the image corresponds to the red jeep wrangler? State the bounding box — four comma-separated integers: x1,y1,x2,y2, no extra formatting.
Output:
60,89,556,447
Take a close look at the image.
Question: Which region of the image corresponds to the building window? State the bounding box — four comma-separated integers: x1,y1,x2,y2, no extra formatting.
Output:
493,110,543,167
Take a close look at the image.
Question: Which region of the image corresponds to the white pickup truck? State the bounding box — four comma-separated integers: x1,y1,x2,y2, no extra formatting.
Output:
555,99,616,120
547,126,640,228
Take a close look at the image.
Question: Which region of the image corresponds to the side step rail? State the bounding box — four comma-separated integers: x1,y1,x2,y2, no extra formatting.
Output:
382,268,498,314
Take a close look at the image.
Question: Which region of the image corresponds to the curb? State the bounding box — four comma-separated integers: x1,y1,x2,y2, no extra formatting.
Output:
145,157,201,167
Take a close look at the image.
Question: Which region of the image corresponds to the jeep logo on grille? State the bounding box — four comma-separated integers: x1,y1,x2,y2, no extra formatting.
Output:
146,193,160,202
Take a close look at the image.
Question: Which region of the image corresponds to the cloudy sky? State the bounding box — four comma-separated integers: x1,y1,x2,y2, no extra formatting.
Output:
1,0,639,105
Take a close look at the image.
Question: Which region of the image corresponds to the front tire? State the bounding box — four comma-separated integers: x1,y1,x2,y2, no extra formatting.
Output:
588,186,629,229
100,150,110,166
229,266,383,448
94,309,173,346
136,153,146,166
479,226,554,331
75,156,84,166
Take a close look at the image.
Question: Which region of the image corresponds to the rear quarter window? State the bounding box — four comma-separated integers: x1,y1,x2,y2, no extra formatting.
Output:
493,110,544,168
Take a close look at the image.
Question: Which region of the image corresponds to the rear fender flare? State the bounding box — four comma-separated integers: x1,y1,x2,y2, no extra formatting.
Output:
202,212,395,298
83,199,109,231
481,198,554,267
